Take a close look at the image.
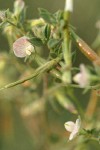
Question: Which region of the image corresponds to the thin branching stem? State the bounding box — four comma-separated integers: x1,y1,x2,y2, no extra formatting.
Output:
0,56,62,90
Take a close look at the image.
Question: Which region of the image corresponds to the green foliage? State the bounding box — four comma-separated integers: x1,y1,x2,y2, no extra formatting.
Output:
38,8,57,24
0,0,100,150
29,37,44,47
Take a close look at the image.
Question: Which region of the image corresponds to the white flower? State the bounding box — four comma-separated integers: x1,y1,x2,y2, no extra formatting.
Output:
64,0,73,12
13,36,34,58
73,64,89,88
64,118,81,140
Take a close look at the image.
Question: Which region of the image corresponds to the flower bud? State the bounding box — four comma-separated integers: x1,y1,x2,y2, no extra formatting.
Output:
14,0,25,15
64,0,73,12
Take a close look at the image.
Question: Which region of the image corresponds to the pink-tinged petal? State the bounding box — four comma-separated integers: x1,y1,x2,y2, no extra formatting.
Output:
64,117,81,141
69,118,81,140
75,118,81,131
69,129,77,140
79,64,89,87
13,36,34,58
73,64,89,87
64,121,75,132
13,36,27,57
73,73,81,85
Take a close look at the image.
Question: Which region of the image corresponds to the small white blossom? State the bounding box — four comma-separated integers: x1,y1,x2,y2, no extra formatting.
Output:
64,118,81,140
64,0,73,12
73,64,89,88
13,36,34,58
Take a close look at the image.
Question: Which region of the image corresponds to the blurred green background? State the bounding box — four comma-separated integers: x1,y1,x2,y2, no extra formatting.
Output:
0,0,100,150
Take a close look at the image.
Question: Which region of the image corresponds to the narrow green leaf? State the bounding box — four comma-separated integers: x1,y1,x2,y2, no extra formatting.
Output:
38,8,56,24
29,37,43,47
48,38,61,49
43,24,51,40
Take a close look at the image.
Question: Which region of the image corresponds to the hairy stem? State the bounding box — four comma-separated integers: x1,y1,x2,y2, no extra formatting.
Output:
0,56,62,90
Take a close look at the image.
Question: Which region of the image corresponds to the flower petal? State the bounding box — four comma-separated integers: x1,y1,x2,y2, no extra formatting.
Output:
69,129,77,140
69,118,81,140
13,36,34,58
64,121,75,132
73,64,89,87
75,118,81,131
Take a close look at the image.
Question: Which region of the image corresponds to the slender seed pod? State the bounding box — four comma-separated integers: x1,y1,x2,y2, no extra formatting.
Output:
71,31,100,62
76,38,99,62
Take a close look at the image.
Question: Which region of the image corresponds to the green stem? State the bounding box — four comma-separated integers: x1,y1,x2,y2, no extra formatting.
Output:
34,53,46,65
61,83,100,90
90,75,100,82
34,54,62,79
63,27,71,65
6,19,18,27
62,11,72,83
6,19,25,35
69,92,84,118
0,56,62,90
80,129,100,143
90,137,99,142
63,11,71,22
